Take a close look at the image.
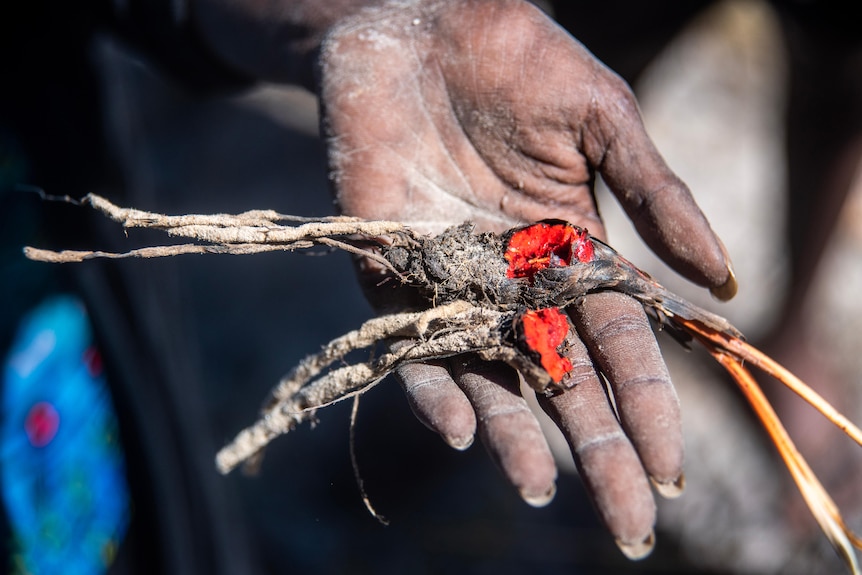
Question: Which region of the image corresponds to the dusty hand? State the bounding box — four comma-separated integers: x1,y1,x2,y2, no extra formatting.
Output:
319,0,735,556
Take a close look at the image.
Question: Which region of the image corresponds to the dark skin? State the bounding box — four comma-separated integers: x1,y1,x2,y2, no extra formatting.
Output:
195,0,735,556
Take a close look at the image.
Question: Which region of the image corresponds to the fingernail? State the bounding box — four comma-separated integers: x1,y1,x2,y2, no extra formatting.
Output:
710,240,737,301
651,472,685,499
520,482,556,508
616,530,655,560
710,267,737,301
444,433,474,451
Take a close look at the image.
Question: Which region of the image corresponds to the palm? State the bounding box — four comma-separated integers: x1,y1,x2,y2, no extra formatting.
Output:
321,1,607,236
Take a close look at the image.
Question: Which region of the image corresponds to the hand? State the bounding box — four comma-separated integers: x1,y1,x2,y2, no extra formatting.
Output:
317,0,735,557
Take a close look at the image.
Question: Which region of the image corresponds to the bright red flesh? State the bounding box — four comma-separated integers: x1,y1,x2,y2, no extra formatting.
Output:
505,222,593,280
520,308,573,382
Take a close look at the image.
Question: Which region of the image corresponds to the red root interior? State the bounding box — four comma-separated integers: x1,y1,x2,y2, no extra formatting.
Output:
519,308,573,382
505,222,592,280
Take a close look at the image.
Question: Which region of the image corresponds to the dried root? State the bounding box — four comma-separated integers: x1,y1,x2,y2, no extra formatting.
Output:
23,193,407,277
215,299,566,474
216,302,502,472
25,194,862,574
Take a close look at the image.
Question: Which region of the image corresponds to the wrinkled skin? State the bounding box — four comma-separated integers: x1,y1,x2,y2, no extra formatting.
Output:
196,0,734,556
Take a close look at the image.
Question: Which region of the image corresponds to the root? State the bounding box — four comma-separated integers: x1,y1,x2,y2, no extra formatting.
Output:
264,302,476,407
24,194,410,278
350,395,389,525
216,303,511,473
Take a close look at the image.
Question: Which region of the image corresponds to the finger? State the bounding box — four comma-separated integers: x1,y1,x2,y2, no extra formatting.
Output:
538,334,656,559
581,71,736,299
396,359,476,451
451,357,557,507
572,292,686,493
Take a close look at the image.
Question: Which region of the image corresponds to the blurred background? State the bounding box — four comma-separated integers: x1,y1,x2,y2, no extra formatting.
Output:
1,0,860,573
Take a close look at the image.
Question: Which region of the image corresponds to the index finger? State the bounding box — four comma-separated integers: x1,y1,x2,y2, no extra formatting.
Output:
580,70,737,300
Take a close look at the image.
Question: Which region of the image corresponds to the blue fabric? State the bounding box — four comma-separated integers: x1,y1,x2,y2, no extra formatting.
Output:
1,296,130,575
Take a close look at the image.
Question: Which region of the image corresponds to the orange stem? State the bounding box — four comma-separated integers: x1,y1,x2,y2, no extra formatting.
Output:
677,318,862,448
